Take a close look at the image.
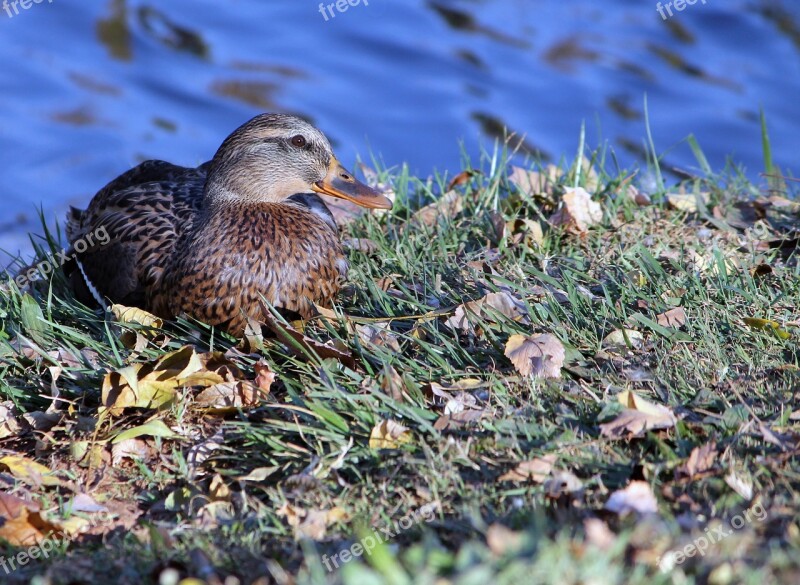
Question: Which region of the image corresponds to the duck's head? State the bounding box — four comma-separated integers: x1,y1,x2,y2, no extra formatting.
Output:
205,113,393,210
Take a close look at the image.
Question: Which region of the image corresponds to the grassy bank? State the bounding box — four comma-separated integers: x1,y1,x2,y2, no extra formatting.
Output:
1,145,799,585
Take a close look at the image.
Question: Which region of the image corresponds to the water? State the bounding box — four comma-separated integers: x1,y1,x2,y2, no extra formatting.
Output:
1,0,799,262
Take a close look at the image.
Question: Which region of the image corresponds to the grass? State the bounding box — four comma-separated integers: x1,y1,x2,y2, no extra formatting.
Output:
1,141,799,585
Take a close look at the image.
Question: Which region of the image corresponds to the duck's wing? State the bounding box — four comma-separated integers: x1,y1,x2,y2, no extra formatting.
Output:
66,160,209,308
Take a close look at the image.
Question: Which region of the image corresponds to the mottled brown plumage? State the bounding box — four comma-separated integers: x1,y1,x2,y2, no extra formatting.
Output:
66,113,392,334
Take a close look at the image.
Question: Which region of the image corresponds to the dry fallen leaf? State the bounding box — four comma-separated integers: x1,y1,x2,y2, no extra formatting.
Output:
111,304,163,328
508,165,563,202
0,454,62,487
498,454,557,483
549,187,602,233
276,503,347,541
0,401,22,439
446,291,530,334
195,381,261,413
676,442,717,480
601,329,644,351
605,480,658,515
486,523,525,556
656,307,687,329
413,190,464,227
102,346,206,416
504,333,565,379
0,493,61,546
260,306,357,369
599,391,677,438
254,360,276,392
356,322,402,352
667,191,708,213
369,419,412,450
544,470,584,499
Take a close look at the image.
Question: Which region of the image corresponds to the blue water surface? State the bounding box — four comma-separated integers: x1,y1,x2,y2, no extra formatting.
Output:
1,0,798,261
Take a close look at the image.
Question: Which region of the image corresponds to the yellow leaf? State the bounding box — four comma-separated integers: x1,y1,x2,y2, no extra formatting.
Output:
743,317,791,340
111,304,163,328
0,455,61,487
369,419,412,450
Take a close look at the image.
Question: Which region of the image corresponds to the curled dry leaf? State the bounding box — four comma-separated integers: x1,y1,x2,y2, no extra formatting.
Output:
0,454,62,488
544,470,584,499
676,442,717,480
498,454,557,483
599,390,677,438
666,191,708,213
111,304,163,329
102,345,238,416
368,419,412,450
549,187,602,234
0,492,61,546
486,523,525,556
605,480,658,515
356,322,402,352
0,401,22,439
254,359,276,392
509,165,563,202
260,305,357,369
112,438,150,466
195,381,262,413
446,291,530,334
413,190,464,227
656,307,687,329
504,333,565,379
276,502,347,541
601,329,644,352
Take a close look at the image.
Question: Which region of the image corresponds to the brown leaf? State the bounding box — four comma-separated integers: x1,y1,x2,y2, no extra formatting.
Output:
0,402,22,439
446,291,530,334
656,307,687,329
605,481,658,516
260,307,357,369
498,454,557,483
504,333,565,379
676,442,717,479
356,322,402,352
508,165,562,202
0,493,61,546
413,190,464,227
549,187,602,233
195,381,262,413
599,391,677,438
447,169,479,191
254,360,276,393
433,409,488,431
544,470,584,499
486,523,524,556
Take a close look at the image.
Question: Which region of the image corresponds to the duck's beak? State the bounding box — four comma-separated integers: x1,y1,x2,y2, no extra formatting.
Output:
312,157,393,209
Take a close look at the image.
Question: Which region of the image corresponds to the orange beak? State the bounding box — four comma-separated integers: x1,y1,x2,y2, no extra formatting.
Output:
312,156,393,209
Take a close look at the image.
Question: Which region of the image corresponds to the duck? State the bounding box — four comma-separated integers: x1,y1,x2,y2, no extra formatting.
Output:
65,113,392,335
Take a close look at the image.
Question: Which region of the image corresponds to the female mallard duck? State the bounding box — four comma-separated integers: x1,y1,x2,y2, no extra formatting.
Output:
66,113,392,334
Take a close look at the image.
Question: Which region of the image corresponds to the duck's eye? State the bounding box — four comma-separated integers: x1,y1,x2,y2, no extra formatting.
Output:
291,135,307,148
